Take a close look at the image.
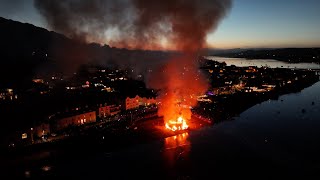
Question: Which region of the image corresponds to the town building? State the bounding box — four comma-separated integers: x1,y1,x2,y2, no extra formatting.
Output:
98,104,121,117
17,122,50,144
55,111,96,131
139,96,157,106
34,123,50,138
0,88,17,101
98,104,110,118
123,95,157,110
124,95,140,110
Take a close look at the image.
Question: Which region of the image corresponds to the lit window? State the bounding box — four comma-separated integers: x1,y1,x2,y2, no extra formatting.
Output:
22,133,28,139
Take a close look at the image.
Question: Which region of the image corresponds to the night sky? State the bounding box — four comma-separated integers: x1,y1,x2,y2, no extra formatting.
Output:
0,0,319,49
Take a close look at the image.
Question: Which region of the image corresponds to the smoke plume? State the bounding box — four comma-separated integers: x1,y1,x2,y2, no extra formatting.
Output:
34,0,232,122
34,0,231,50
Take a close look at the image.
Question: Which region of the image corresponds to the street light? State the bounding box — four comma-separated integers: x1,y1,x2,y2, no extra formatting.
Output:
30,128,34,144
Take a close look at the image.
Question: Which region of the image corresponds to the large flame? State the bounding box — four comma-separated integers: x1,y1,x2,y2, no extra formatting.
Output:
165,116,188,131
150,55,208,132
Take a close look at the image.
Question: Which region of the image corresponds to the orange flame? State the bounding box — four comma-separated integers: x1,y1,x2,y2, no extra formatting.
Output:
149,55,208,132
165,116,188,131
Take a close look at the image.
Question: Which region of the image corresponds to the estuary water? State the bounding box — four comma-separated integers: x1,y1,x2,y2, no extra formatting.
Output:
206,56,320,69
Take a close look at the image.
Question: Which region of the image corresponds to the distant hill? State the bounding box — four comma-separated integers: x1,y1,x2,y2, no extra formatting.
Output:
205,48,245,55
209,48,320,64
0,17,170,89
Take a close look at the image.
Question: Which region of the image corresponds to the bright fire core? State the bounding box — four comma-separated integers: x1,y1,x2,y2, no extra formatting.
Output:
165,116,188,131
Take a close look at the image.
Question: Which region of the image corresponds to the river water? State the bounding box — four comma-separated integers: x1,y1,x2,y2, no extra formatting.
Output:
206,56,320,69
9,58,320,179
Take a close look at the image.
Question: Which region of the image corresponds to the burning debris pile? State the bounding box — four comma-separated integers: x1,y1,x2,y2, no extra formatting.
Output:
165,116,188,131
34,0,232,131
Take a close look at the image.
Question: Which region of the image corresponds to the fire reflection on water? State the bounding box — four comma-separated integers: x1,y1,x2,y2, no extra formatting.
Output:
163,132,190,169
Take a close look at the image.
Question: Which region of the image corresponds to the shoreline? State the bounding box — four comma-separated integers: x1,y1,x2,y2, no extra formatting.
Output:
2,68,319,177
3,78,319,172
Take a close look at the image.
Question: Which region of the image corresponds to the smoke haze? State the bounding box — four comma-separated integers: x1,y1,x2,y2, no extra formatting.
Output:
34,0,232,122
34,0,231,51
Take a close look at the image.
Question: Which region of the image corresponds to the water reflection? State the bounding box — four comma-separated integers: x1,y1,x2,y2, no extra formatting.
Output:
163,132,190,168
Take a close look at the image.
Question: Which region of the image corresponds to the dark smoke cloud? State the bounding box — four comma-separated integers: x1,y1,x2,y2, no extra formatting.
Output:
34,0,232,50
133,0,232,51
34,0,232,122
34,0,135,44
